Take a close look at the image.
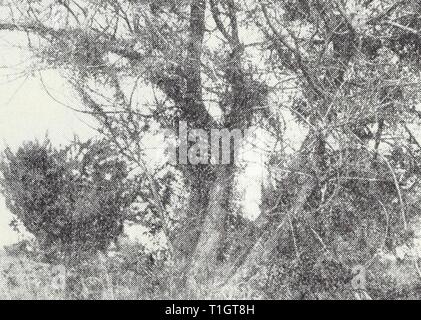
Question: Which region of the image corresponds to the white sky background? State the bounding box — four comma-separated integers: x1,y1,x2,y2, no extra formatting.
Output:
0,32,98,245
0,31,270,247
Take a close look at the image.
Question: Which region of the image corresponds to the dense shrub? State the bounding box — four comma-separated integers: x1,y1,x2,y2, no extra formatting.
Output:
0,138,134,263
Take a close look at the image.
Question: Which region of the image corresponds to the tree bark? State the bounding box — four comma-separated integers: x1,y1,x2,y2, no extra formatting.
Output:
185,165,234,296
223,178,316,290
171,167,214,262
214,134,317,293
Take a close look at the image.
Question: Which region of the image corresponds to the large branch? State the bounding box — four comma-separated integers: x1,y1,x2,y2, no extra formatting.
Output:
259,4,327,100
181,0,214,128
224,178,316,288
217,133,317,288
0,20,216,128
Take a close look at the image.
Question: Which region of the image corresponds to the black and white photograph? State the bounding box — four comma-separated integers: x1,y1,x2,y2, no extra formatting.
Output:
0,0,421,301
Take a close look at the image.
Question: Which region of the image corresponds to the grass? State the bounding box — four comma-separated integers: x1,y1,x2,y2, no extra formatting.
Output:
0,244,175,300
0,248,65,300
1,244,421,300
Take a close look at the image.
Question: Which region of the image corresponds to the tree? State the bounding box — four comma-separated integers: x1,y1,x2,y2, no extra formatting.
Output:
1,0,421,298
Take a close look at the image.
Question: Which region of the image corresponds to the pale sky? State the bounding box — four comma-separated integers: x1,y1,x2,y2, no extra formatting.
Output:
0,73,97,244
0,31,268,247
0,32,97,245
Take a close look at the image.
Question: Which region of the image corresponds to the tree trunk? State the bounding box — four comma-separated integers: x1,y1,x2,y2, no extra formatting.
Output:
215,134,318,294
224,179,316,288
181,165,234,296
171,168,213,262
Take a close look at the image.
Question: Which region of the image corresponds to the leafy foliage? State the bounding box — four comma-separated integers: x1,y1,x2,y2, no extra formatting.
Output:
0,138,134,262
